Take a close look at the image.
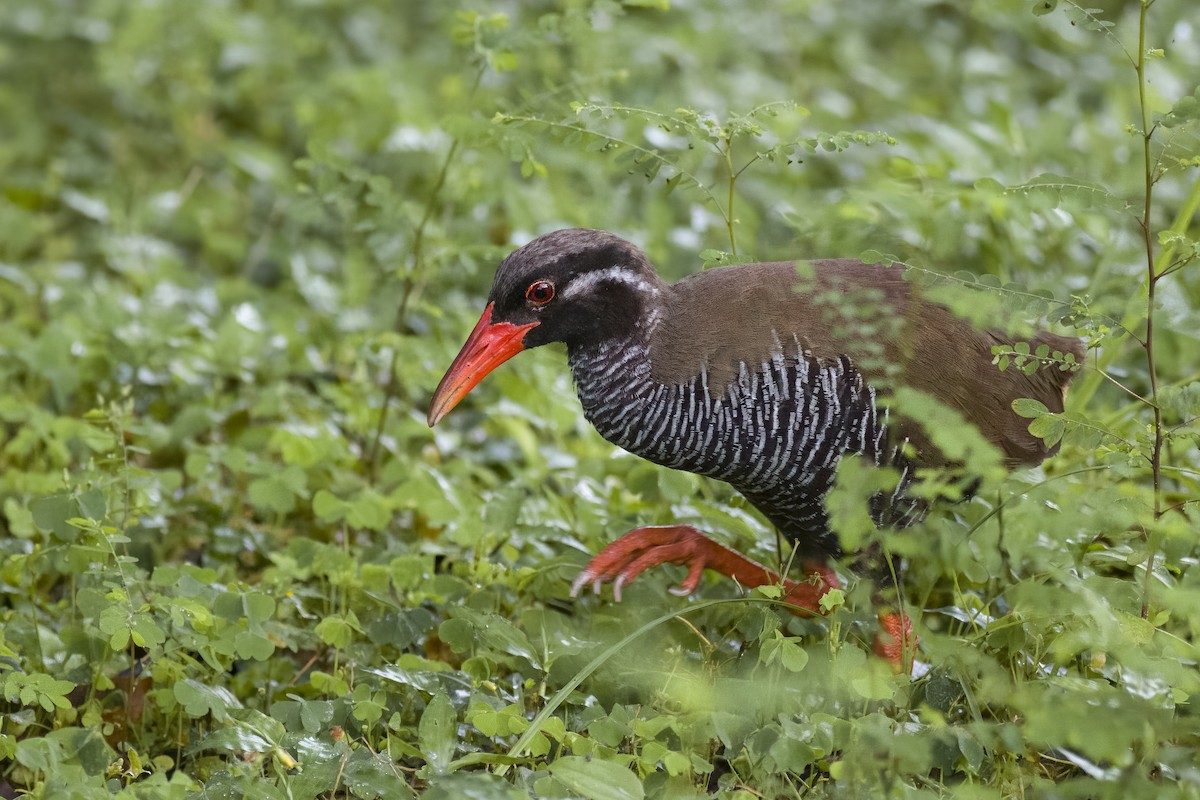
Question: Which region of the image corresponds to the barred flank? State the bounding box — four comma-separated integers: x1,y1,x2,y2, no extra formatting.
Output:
568,331,924,556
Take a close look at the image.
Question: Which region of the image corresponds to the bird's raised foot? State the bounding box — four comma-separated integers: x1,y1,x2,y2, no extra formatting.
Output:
569,524,743,602
568,524,916,673
568,524,837,615
569,524,795,602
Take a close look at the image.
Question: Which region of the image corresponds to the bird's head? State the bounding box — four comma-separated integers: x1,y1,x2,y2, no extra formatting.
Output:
427,228,664,426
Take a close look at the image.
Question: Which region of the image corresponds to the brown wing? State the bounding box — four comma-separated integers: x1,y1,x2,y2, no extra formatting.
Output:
650,259,1082,468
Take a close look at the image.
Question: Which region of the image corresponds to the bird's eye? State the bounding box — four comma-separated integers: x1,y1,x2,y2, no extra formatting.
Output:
525,280,555,306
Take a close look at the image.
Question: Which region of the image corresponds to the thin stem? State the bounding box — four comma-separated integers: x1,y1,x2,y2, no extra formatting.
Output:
1160,498,1200,515
365,69,482,479
724,138,738,255
1135,0,1165,619
1137,4,1162,518
366,138,451,473
408,138,462,306
733,153,762,181
1093,365,1154,408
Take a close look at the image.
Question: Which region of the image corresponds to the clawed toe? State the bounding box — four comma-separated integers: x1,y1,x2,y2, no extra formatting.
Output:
568,524,710,603
569,562,631,600
568,571,598,598
568,525,831,614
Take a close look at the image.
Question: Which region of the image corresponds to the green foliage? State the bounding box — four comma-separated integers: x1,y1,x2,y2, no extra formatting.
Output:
1,0,1198,797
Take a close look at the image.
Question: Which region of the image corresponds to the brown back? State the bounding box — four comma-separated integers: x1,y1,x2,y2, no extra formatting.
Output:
649,259,1082,468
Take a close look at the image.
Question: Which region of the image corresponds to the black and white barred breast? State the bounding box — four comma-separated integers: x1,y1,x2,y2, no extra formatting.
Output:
567,332,924,558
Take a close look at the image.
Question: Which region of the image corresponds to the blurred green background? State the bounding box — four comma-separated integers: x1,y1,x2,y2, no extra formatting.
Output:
1,0,1198,797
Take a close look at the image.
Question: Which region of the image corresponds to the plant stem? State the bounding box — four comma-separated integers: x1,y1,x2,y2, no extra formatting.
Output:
1135,0,1164,618
724,138,738,255
365,69,482,479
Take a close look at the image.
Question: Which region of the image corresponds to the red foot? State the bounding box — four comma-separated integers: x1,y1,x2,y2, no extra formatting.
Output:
570,524,917,673
568,524,836,615
874,612,917,673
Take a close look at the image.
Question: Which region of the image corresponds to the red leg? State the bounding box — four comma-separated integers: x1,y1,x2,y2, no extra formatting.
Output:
570,524,918,672
779,561,840,615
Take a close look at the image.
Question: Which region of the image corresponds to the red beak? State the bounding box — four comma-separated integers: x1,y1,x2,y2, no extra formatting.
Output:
427,302,539,427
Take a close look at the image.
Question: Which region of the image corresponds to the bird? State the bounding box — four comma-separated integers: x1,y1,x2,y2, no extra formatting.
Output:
427,228,1083,669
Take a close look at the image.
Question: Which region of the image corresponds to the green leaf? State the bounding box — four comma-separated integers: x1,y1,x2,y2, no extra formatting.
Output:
99,605,132,650
419,690,457,776
850,667,897,701
3,673,75,712
449,608,541,668
1159,382,1200,416
301,701,335,734
234,631,275,661
130,614,166,649
343,747,418,798
310,671,350,697
248,472,302,514
277,433,319,467
30,494,81,541
243,593,276,624
1028,414,1066,447
174,679,242,721
313,489,348,521
549,756,645,800
1012,398,1050,418
76,488,106,521
469,702,528,737
818,588,846,613
352,686,387,725
346,488,392,531
437,618,474,654
956,729,986,773
759,630,810,672
425,773,527,800
315,614,359,648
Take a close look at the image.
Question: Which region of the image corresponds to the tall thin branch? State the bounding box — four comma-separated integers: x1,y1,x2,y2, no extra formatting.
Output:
1135,0,1165,618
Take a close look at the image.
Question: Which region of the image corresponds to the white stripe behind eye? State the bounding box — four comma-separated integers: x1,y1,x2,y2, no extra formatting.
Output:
561,265,661,299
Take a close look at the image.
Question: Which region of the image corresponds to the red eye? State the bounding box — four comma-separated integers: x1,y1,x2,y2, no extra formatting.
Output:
525,280,555,305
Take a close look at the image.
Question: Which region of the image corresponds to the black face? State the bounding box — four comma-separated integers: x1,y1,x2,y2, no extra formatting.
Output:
486,228,663,351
